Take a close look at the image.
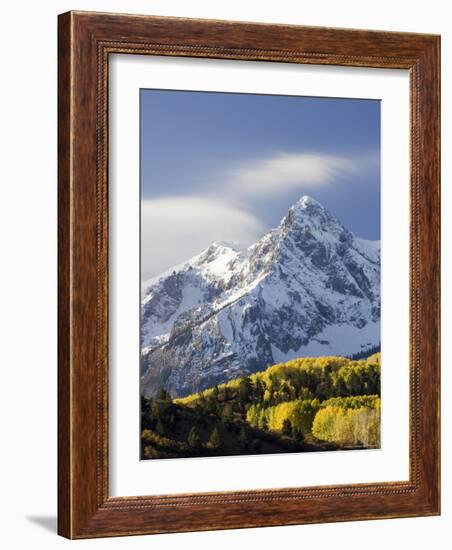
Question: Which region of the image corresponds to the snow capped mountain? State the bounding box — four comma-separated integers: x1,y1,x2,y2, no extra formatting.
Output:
141,195,380,398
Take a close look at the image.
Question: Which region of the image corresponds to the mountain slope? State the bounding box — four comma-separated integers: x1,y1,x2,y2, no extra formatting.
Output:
141,195,380,398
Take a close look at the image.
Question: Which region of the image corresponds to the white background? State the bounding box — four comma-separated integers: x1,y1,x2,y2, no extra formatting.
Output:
0,1,449,549
110,55,409,496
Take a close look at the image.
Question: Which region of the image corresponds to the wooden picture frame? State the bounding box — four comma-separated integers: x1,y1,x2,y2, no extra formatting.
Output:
58,10,440,539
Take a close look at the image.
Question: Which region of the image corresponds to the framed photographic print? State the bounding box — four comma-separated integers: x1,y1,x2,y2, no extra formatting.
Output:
58,11,440,538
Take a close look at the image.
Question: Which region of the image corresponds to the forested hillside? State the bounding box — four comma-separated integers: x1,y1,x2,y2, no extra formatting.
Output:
141,353,381,459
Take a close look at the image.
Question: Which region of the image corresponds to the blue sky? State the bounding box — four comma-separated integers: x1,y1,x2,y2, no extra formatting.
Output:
141,89,380,278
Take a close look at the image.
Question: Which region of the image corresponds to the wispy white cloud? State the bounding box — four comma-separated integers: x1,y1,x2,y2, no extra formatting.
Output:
141,197,265,278
228,151,378,197
141,150,379,277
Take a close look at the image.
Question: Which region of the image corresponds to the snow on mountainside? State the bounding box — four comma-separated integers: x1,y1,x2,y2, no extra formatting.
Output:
141,195,380,398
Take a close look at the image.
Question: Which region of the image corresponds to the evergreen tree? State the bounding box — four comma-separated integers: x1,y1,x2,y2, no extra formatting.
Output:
140,396,152,430
293,428,304,442
282,418,293,437
207,397,220,418
158,388,172,403
194,404,204,421
253,379,265,403
197,390,206,408
208,426,222,449
150,398,159,417
238,376,253,406
221,404,234,425
188,426,201,448
155,416,165,436
238,425,248,448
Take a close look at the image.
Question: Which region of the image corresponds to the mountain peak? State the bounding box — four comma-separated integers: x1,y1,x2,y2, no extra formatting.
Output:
280,195,342,236
141,193,381,397
296,195,323,209
291,195,331,219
